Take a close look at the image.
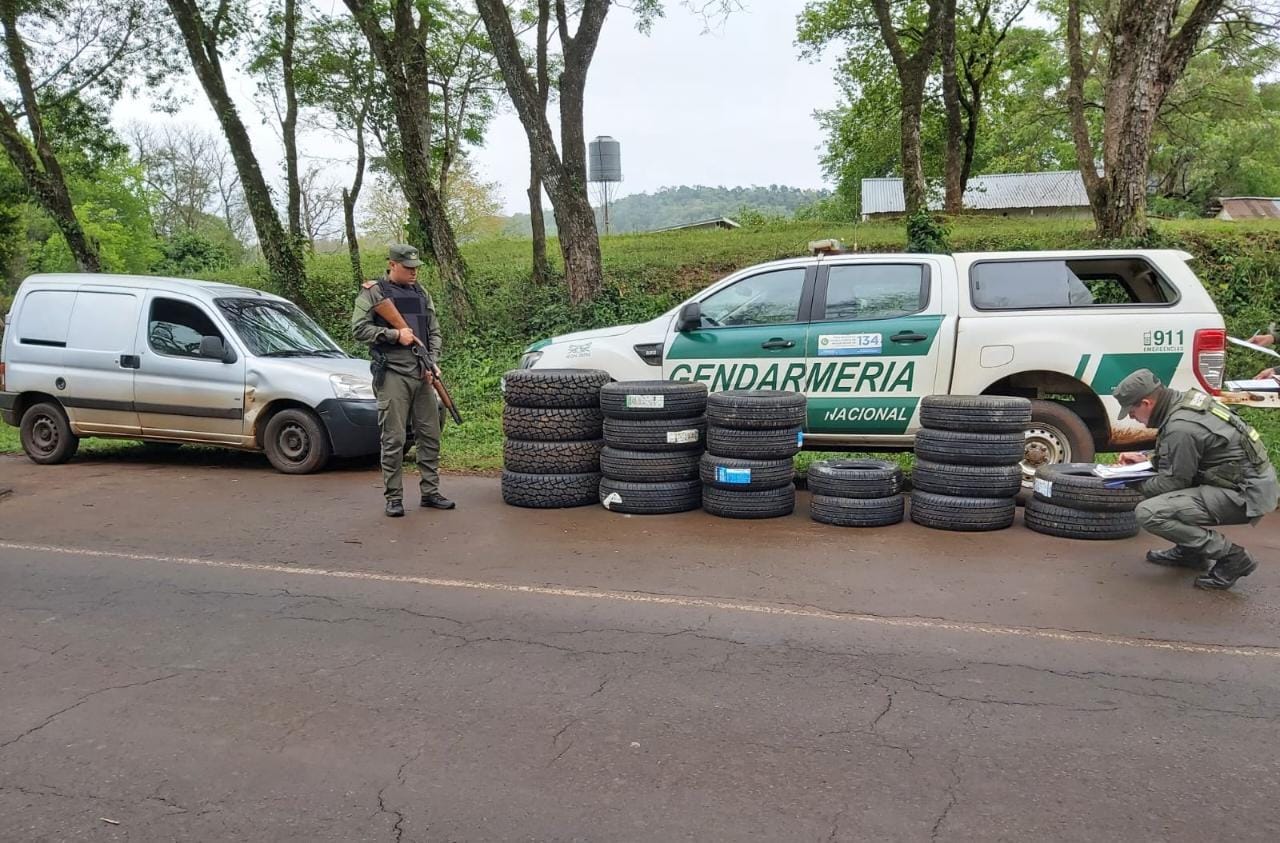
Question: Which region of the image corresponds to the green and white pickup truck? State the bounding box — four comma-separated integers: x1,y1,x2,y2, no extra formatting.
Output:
520,246,1230,475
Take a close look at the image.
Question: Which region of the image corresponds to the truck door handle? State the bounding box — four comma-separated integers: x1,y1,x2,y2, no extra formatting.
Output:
761,338,795,349
891,332,926,343
119,355,140,369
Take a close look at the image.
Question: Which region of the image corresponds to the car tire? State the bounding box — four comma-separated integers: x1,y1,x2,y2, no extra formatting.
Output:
703,484,796,519
919,395,1032,432
503,406,604,442
600,447,701,482
706,424,803,460
1024,497,1139,540
810,494,905,527
600,380,708,419
807,459,903,498
603,416,707,452
699,454,795,491
503,438,603,474
909,490,1016,532
264,408,333,474
910,460,1023,498
913,429,1025,466
501,368,610,408
706,390,807,429
1023,399,1096,479
599,477,702,514
1032,462,1143,512
19,401,79,465
501,470,601,508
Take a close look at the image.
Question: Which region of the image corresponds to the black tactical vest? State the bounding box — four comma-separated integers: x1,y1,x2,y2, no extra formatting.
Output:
372,279,430,344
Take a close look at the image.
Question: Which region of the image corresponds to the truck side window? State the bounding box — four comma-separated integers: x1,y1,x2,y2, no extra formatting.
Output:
699,268,806,327
149,298,225,359
971,258,1175,309
823,264,927,321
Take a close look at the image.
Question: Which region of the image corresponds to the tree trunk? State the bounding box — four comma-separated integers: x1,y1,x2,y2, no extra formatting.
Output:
940,0,963,214
547,181,602,305
344,118,367,286
282,0,302,245
529,166,550,284
900,91,928,215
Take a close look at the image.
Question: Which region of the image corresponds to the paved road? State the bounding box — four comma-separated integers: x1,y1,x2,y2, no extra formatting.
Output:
2,453,1279,841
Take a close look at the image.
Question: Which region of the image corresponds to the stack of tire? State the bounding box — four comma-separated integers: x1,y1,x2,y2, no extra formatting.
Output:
1024,463,1141,539
500,368,610,508
597,381,709,515
808,459,906,527
910,395,1031,532
701,390,806,519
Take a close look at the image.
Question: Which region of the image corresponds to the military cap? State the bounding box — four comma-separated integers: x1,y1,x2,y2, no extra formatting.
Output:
388,243,423,268
1112,369,1163,420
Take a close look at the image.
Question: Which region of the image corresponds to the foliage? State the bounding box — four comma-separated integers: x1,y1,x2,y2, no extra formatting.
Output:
905,209,950,253
155,231,236,276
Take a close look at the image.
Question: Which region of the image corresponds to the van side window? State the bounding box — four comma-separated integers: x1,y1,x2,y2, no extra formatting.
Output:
149,298,224,359
970,258,1176,309
822,264,927,321
699,268,806,327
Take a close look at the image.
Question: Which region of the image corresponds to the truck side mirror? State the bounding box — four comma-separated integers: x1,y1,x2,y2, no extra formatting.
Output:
676,301,702,333
200,335,237,364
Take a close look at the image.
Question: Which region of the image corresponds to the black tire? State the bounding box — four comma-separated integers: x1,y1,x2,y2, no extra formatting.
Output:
599,478,702,514
1032,462,1143,512
703,484,796,519
919,395,1032,432
1024,497,1139,540
19,401,79,465
699,454,795,491
599,447,701,482
503,438,603,474
910,460,1023,498
706,390,807,430
502,406,604,442
501,470,600,508
810,494,905,527
706,425,803,460
1022,399,1096,482
263,408,332,474
909,490,1015,532
807,459,903,499
603,416,706,452
501,368,609,408
914,429,1024,466
600,380,708,419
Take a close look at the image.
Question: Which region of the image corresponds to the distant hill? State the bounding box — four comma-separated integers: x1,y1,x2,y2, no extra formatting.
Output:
501,184,832,237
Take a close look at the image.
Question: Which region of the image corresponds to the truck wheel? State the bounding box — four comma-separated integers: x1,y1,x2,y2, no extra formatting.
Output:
603,416,707,452
909,491,1015,532
19,401,80,465
502,470,600,508
1023,400,1095,484
1024,497,1138,540
807,459,903,498
706,390,807,429
600,447,701,482
503,438,603,474
600,381,708,419
264,408,332,474
920,395,1031,432
700,454,795,491
501,368,610,408
599,478,702,514
706,425,803,460
703,484,796,519
503,406,604,441
1032,463,1143,512
810,494,904,527
910,460,1022,498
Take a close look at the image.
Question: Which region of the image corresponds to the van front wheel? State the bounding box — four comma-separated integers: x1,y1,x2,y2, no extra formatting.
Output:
263,408,332,474
20,401,80,465
1022,400,1095,485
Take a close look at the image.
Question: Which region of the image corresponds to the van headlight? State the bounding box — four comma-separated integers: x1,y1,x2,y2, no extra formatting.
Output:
330,373,375,400
520,350,543,369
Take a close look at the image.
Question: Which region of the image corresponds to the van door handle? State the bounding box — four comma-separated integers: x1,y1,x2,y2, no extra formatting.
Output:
890,332,927,343
119,354,140,369
761,338,795,349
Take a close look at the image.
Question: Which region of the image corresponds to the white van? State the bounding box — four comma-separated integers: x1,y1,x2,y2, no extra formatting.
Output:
0,273,379,473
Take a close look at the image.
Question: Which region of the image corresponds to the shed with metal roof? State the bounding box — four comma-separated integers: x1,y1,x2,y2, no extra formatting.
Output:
860,171,1091,220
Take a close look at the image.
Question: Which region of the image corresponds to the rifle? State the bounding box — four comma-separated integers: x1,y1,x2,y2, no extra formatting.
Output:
371,298,464,424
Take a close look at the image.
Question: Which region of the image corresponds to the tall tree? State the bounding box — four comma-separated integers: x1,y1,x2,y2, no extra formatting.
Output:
528,0,553,284
249,0,305,246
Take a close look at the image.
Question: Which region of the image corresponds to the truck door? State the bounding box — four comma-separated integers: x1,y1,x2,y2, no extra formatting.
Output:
62,288,143,435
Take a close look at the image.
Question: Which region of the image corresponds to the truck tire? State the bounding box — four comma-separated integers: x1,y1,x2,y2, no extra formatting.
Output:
807,459,903,498
1024,497,1139,540
913,429,1025,466
909,490,1015,531
603,416,706,451
910,460,1023,498
920,395,1032,433
263,408,332,474
703,484,796,519
1023,399,1096,480
706,390,807,429
600,380,708,419
501,368,609,408
706,425,803,460
699,454,795,491
19,401,80,465
501,470,600,508
600,447,701,482
503,406,604,441
503,438,603,474
1032,463,1143,512
810,494,905,527
599,478,702,514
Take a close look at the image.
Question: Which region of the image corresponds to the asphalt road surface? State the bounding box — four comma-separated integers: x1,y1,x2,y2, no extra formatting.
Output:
2,452,1279,841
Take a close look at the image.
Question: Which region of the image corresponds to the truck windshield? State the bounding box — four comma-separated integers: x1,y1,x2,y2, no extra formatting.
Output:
215,298,347,358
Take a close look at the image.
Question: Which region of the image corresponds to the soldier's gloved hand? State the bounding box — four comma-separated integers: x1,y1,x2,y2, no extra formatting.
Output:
396,328,416,346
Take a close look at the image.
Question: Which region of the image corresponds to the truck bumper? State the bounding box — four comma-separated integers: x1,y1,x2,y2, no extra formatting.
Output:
0,392,16,427
316,398,380,458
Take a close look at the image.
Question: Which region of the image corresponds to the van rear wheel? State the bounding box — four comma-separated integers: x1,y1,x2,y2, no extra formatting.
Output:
1022,400,1095,487
20,401,80,465
263,408,332,474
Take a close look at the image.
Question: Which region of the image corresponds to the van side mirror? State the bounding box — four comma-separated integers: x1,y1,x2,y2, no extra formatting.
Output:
200,335,236,363
676,301,702,332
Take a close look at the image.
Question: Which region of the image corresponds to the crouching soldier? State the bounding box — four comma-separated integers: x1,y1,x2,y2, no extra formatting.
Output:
1113,369,1278,589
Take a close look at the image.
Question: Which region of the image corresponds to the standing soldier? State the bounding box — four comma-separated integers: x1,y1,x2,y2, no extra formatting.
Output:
1114,369,1277,589
351,244,456,517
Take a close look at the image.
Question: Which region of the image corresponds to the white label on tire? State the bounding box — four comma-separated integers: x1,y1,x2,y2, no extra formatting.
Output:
1034,478,1053,498
602,492,622,510
716,467,752,484
667,429,699,444
626,394,664,409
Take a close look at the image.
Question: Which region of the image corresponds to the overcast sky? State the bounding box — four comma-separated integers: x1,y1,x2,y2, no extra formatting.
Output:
114,1,840,217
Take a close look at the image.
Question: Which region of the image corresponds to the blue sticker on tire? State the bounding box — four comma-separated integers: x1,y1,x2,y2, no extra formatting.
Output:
716,467,752,484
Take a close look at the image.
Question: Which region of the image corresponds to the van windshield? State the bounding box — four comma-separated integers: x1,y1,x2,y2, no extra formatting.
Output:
215,298,347,358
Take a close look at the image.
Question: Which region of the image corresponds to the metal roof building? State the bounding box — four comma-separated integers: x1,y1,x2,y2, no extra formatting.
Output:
861,171,1091,219
1213,197,1280,221
650,217,742,233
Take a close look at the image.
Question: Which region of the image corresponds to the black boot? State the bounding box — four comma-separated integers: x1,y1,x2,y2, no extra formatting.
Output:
385,498,405,518
1194,545,1258,590
420,493,456,510
1146,545,1209,570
